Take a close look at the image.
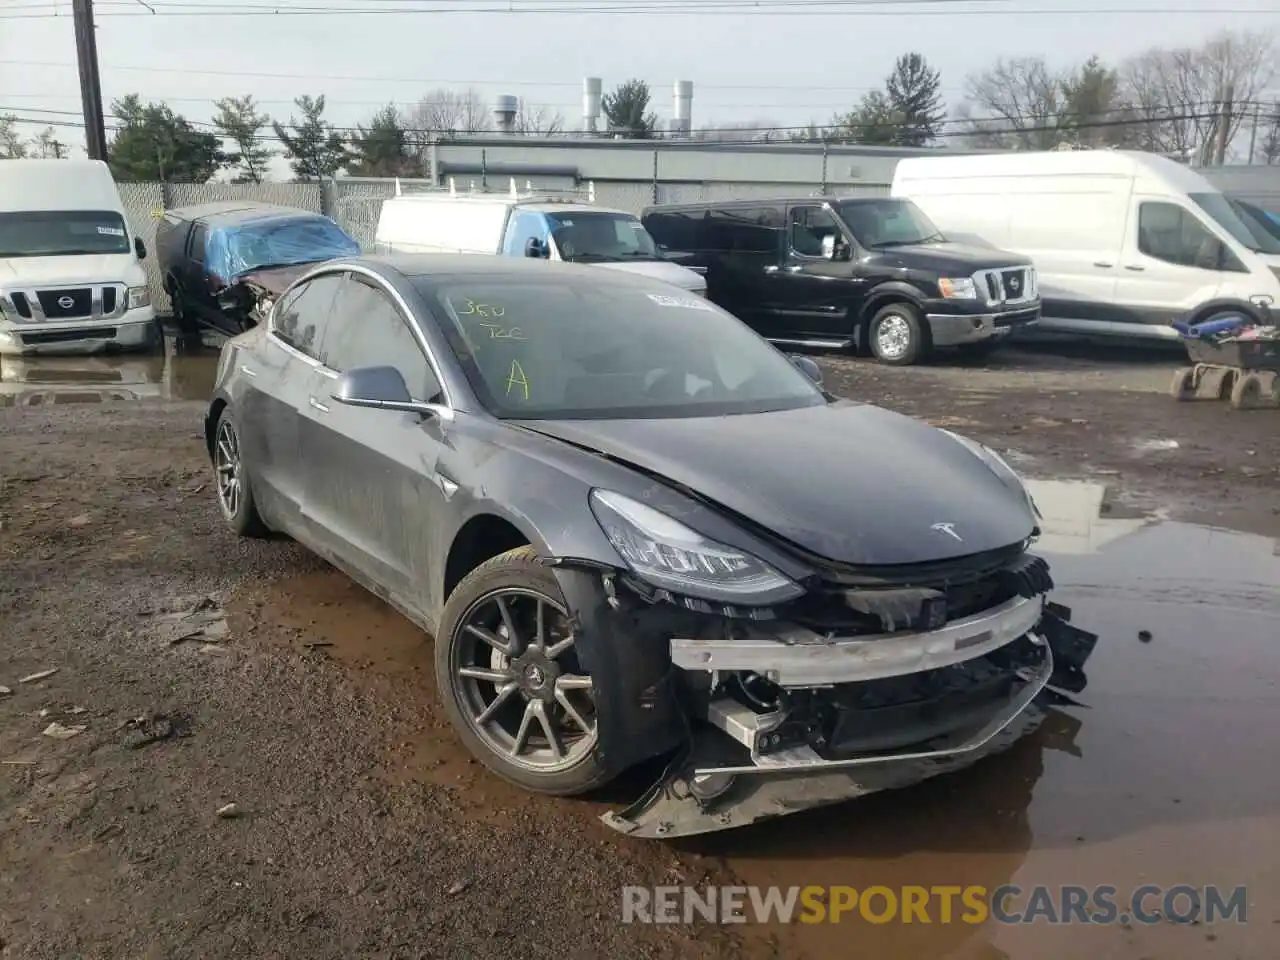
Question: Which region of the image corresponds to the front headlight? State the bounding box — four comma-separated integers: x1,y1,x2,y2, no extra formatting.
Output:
941,430,1040,518
938,277,979,299
589,489,802,604
127,285,151,310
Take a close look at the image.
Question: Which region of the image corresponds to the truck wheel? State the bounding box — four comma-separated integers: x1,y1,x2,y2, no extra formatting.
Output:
868,303,928,366
435,546,610,796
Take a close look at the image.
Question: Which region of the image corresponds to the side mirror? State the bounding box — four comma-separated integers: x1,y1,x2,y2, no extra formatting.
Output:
135,236,147,260
820,235,837,260
790,354,823,387
331,365,444,415
524,237,547,259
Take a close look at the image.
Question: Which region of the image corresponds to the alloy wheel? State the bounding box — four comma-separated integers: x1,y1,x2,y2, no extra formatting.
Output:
451,588,597,773
214,419,242,520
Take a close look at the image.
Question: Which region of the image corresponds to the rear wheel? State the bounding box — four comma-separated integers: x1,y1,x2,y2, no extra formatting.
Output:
868,303,928,366
213,407,268,537
435,546,609,796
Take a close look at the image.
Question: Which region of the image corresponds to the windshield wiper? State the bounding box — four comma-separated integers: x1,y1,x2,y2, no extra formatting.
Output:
566,253,619,263
868,239,928,249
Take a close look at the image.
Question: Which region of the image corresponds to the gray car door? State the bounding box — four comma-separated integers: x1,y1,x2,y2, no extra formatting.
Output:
240,272,344,533
299,271,450,614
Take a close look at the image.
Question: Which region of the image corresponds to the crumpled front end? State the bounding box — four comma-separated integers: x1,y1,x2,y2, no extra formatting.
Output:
595,551,1098,839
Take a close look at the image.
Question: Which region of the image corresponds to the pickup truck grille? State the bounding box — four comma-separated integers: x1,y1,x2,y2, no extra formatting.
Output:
977,267,1037,307
36,288,93,320
0,283,129,323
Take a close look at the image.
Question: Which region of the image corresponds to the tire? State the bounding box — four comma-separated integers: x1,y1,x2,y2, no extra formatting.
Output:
168,282,197,335
868,302,928,366
1230,372,1263,410
212,406,269,537
1169,366,1196,401
435,546,610,796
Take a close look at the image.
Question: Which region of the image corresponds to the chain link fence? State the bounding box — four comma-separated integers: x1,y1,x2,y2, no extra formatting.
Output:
116,166,892,313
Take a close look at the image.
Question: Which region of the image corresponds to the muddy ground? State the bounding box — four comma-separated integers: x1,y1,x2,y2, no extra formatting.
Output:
1,337,1278,959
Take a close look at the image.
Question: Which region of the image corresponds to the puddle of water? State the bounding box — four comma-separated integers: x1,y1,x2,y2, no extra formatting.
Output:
0,332,218,406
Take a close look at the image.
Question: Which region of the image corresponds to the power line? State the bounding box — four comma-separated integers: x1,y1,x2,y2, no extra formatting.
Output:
0,104,1235,146
3,0,1272,17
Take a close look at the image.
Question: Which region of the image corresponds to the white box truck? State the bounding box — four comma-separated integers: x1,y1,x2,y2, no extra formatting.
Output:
374,182,708,295
0,159,157,355
891,150,1280,340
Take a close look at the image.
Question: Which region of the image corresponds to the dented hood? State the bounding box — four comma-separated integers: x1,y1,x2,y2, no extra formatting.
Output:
519,401,1036,566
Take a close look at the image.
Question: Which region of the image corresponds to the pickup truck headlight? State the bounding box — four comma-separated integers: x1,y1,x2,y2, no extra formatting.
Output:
127,285,151,310
938,277,979,299
941,430,1040,519
589,489,803,603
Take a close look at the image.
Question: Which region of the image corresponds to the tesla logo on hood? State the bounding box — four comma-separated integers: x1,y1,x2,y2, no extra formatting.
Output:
931,522,963,542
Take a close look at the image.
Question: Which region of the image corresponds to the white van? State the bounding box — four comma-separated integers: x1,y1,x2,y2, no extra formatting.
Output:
0,159,156,356
374,182,708,295
891,150,1280,339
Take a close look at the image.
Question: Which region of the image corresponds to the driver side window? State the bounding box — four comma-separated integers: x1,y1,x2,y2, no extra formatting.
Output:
322,276,438,401
1138,202,1245,272
789,206,841,258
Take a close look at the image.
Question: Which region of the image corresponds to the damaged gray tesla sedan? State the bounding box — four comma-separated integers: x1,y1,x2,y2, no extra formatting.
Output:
204,254,1097,838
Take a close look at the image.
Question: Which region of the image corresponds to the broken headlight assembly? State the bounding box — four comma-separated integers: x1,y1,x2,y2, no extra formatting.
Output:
589,489,803,605
942,429,1040,520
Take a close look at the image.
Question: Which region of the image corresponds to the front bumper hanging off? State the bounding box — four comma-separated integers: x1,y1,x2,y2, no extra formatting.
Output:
601,599,1097,839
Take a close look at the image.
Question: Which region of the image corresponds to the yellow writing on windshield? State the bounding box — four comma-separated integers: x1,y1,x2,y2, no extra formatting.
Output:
479,323,526,340
506,360,530,401
457,298,505,319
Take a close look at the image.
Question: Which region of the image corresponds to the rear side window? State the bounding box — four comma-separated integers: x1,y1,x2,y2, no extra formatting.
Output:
644,209,702,251
270,272,344,360
1137,202,1246,273
703,206,783,254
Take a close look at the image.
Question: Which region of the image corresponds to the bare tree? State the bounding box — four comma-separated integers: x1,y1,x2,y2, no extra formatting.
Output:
1261,100,1280,164
514,100,565,137
0,115,27,159
1120,29,1276,163
403,88,492,137
957,57,1072,150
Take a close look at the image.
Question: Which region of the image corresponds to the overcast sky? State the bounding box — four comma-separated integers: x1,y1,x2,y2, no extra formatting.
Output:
2,0,1278,169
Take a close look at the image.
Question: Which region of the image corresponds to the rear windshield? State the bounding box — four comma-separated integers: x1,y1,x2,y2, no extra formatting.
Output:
0,210,130,258
218,216,361,279
420,275,824,420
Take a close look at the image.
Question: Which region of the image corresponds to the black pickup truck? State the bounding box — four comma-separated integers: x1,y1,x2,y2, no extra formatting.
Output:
642,196,1040,365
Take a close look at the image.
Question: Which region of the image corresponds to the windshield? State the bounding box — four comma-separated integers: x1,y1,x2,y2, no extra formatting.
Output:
222,216,360,278
425,276,826,420
1190,192,1280,255
835,199,944,248
0,210,130,258
546,212,659,263
1227,197,1280,248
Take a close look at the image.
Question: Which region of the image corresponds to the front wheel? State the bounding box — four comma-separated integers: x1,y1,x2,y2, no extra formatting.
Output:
435,546,609,796
868,303,928,366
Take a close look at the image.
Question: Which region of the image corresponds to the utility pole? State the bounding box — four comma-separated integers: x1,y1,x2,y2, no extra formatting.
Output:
72,0,108,161
1213,82,1234,166
1247,102,1260,165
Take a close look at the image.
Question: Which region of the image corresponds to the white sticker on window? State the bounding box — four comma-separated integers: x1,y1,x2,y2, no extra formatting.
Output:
559,219,573,226
646,293,714,311
97,226,125,237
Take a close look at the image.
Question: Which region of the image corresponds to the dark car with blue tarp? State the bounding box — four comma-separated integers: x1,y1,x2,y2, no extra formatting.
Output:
157,200,360,336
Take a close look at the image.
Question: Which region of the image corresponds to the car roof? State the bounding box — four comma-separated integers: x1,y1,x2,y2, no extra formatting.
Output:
643,196,898,213
166,200,323,225
315,253,671,289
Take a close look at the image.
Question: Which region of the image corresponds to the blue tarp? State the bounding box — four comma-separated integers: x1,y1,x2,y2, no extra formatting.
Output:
206,213,360,283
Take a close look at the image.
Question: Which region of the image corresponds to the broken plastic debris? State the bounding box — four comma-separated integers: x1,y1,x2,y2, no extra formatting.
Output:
42,722,86,740
216,803,241,819
18,669,58,684
0,686,11,696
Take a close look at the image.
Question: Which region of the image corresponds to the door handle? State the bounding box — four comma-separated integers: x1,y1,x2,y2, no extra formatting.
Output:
1124,265,1145,272
763,265,780,274
308,396,329,413
1093,261,1113,268
238,364,257,378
